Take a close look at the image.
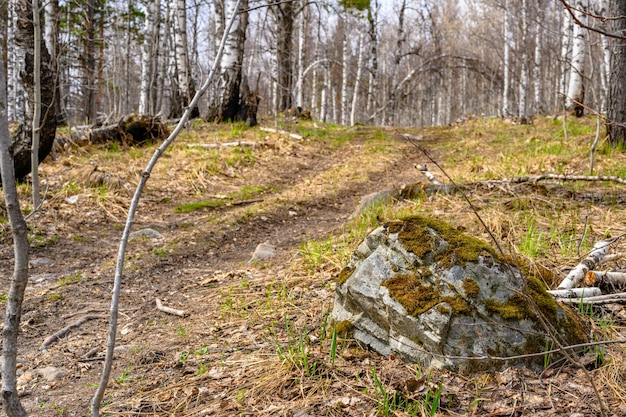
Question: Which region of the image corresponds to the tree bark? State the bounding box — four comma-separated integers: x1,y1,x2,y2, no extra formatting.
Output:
171,0,199,118
0,27,29,417
139,0,161,115
565,0,586,117
3,0,56,183
44,0,66,125
502,0,512,116
206,0,258,126
607,0,626,147
271,0,295,112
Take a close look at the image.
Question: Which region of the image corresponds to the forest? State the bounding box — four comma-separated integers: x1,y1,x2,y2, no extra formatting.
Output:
1,0,626,416
0,0,625,131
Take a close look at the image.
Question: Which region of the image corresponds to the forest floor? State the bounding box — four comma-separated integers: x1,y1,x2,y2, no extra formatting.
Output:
1,115,626,416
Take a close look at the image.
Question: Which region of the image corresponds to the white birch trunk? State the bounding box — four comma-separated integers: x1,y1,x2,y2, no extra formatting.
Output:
32,0,42,207
560,7,573,96
518,0,529,123
565,0,586,115
340,12,349,126
366,0,379,124
557,240,610,290
502,0,512,117
598,0,611,113
295,2,306,108
173,0,195,111
533,3,543,114
7,0,24,122
350,30,364,126
139,0,160,115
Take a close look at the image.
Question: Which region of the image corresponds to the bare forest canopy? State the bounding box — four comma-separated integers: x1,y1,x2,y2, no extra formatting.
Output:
1,0,621,128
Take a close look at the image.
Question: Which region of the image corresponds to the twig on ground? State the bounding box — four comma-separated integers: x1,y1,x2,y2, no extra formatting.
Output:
259,126,303,140
39,315,104,350
156,298,188,317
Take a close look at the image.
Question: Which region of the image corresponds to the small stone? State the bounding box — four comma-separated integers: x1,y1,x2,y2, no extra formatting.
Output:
28,273,59,284
248,241,276,264
34,366,67,383
288,211,297,216
30,257,54,267
64,195,79,204
130,228,164,239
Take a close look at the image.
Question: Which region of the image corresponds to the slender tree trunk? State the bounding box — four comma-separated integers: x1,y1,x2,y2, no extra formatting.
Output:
367,0,379,123
295,1,306,109
206,0,257,125
518,0,529,123
1,6,29,417
565,0,586,116
7,0,24,122
533,0,544,114
598,0,611,113
607,0,626,146
139,0,161,115
83,0,97,123
340,11,349,126
44,0,66,124
31,0,41,206
271,0,294,112
171,0,199,118
350,30,364,126
502,0,512,116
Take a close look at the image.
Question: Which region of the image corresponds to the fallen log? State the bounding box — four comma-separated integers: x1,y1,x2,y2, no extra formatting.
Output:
556,240,610,290
547,287,602,298
585,270,626,287
555,292,626,305
89,114,168,145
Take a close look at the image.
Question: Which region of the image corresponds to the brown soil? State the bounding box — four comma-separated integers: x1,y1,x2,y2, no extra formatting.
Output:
0,121,623,416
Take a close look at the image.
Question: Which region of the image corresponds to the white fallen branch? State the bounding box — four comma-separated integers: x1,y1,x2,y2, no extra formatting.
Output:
156,298,188,317
557,240,610,289
187,141,256,149
600,253,625,264
547,287,602,298
585,271,626,286
415,164,442,185
259,126,303,140
40,314,104,350
555,292,626,305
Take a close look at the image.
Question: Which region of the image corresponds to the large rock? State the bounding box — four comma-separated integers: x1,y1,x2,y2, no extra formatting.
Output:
332,215,588,373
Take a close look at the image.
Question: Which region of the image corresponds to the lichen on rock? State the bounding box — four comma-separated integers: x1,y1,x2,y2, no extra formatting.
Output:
331,215,588,373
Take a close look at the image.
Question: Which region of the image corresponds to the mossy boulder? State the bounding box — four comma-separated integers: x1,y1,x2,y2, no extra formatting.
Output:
331,215,588,373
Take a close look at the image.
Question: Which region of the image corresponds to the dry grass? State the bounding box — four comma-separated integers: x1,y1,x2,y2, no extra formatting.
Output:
2,115,626,416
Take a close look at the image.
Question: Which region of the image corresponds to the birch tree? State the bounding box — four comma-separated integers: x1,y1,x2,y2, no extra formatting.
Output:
6,0,24,122
565,0,587,116
139,0,161,115
44,0,66,124
518,0,529,123
170,0,199,118
607,0,626,146
270,0,295,112
502,0,512,116
3,0,56,182
206,0,258,125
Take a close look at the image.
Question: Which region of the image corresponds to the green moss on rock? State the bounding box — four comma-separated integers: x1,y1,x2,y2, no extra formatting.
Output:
382,273,470,316
484,275,558,322
462,278,481,299
387,215,497,266
337,266,354,285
